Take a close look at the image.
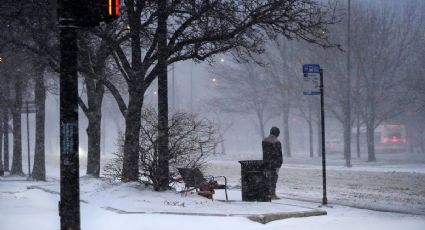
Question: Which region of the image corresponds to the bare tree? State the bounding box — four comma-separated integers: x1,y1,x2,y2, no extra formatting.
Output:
307,22,353,165
202,102,234,155
31,64,47,180
104,107,219,189
0,0,57,178
101,0,337,184
210,61,278,139
352,0,420,161
262,38,308,157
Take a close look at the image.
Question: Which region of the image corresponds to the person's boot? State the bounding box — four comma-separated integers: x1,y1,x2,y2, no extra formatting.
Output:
271,193,280,200
271,188,280,200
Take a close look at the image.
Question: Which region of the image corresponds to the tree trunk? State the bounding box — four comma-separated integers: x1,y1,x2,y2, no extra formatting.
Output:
85,79,104,177
256,111,266,139
3,91,10,172
366,121,376,161
86,112,101,176
0,109,3,174
282,109,291,157
308,120,313,158
343,96,352,167
220,134,226,155
121,88,144,182
156,0,170,191
356,117,361,158
259,117,265,139
121,0,144,183
32,74,46,181
407,125,414,153
11,79,23,176
343,121,352,167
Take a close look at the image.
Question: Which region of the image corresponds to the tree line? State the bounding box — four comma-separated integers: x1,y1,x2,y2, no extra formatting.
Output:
209,0,425,164
0,0,337,186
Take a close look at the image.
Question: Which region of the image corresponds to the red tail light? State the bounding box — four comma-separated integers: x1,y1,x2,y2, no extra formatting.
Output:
383,136,388,143
391,136,399,143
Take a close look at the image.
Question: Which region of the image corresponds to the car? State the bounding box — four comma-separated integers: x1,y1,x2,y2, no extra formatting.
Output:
325,138,344,154
375,124,408,153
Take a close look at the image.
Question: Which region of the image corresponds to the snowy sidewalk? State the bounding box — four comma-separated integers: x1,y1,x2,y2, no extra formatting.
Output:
1,176,425,230
1,176,326,224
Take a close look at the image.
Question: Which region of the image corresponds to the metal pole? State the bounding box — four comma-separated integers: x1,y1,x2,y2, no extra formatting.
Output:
58,1,80,228
26,101,31,177
320,69,327,205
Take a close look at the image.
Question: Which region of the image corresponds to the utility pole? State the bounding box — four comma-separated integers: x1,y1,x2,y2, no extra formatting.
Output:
58,1,80,228
57,1,119,229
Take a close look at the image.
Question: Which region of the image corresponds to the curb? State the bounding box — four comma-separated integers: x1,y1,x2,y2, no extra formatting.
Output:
247,210,327,224
102,206,327,224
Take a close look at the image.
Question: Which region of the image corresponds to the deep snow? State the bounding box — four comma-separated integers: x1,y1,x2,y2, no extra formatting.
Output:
1,152,425,230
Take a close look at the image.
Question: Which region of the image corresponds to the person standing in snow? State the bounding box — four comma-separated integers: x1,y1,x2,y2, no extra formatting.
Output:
262,126,283,199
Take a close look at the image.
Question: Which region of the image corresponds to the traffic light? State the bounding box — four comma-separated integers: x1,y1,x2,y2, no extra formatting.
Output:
58,0,120,27
103,0,120,23
87,0,120,26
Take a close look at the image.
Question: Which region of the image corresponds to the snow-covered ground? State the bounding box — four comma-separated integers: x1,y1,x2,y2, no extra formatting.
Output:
1,152,425,230
209,152,425,215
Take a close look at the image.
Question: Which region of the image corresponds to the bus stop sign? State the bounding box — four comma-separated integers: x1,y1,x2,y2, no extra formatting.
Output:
302,64,321,95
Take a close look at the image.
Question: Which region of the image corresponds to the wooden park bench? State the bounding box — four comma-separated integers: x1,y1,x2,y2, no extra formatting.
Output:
177,167,228,201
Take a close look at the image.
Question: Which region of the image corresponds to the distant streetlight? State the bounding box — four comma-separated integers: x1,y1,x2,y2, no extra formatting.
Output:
220,58,225,63
211,78,217,83
0,56,3,63
153,91,157,95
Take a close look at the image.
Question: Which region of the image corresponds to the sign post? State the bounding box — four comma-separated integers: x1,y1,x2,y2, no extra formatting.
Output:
21,101,36,179
302,64,327,205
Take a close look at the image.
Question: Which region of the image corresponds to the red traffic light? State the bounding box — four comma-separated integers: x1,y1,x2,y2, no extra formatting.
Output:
58,0,120,27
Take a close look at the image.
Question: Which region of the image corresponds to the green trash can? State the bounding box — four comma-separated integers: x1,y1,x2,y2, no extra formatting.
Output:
238,160,272,202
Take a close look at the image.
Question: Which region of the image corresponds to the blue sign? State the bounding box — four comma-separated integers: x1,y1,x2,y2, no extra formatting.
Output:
303,64,321,74
302,64,321,95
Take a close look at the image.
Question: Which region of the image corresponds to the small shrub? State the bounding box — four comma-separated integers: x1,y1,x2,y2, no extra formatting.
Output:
104,107,220,189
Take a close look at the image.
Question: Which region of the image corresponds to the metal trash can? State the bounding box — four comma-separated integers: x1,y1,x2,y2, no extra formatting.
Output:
238,160,272,202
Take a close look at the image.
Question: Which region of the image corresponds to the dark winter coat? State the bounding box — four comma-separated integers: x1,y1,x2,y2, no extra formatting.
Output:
262,134,283,168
